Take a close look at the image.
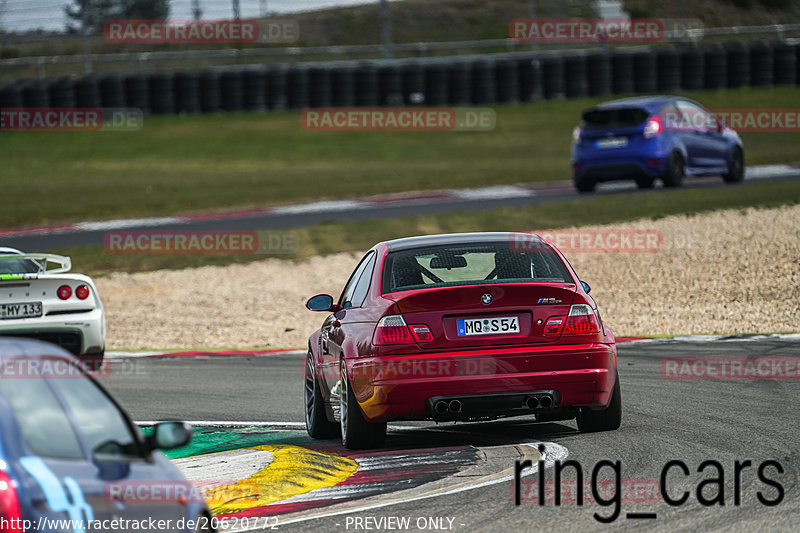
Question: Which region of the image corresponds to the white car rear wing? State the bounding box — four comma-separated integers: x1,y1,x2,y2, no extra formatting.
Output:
0,253,72,280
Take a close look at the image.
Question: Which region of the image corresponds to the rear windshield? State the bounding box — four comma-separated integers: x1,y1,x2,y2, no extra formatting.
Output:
0,257,39,275
582,107,649,130
382,243,573,293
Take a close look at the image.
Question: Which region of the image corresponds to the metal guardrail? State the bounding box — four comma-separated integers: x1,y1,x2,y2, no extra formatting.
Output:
2,23,800,80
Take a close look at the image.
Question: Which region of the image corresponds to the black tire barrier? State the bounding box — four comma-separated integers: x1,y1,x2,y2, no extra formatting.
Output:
725,42,750,88
378,64,403,106
174,71,201,114
470,59,496,104
495,57,519,104
632,51,657,94
148,73,175,115
199,71,221,113
565,54,588,99
288,66,310,109
98,74,126,108
448,61,472,105
587,52,612,97
656,47,681,92
268,65,289,110
331,65,355,107
22,81,49,108
749,40,774,87
401,62,425,105
355,63,380,107
611,51,635,94
243,68,267,111
424,62,450,106
75,76,101,108
0,82,25,108
124,74,150,115
773,42,796,86
680,46,705,91
308,67,332,108
516,55,542,102
702,43,727,90
48,77,76,108
220,70,244,112
542,55,565,99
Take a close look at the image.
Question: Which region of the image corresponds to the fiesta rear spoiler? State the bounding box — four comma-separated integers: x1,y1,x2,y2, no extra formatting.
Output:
0,253,72,279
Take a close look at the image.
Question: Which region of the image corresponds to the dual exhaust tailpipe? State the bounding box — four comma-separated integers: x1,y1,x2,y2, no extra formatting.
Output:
525,394,554,410
434,399,462,415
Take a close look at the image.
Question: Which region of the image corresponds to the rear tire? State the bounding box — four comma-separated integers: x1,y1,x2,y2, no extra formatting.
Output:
662,152,685,188
81,352,104,373
723,147,744,183
340,364,386,450
575,179,596,193
305,352,339,439
577,372,622,433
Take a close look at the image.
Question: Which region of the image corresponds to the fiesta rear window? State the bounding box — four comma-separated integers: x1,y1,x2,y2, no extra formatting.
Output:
382,243,573,293
582,108,650,130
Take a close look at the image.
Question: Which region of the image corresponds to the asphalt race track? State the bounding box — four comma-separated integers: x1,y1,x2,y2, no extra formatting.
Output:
4,166,800,251
103,336,800,532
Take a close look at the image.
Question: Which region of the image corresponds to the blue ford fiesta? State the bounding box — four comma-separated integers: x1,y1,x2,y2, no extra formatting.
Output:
0,338,213,533
571,95,745,192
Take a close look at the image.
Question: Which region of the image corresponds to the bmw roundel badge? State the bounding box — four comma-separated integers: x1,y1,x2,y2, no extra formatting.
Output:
481,293,493,305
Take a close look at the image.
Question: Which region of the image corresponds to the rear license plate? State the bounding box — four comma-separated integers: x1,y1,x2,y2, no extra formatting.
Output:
596,137,628,149
0,302,42,319
457,316,519,336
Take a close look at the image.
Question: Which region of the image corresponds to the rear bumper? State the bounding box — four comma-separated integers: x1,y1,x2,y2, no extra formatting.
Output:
346,343,617,422
0,308,105,355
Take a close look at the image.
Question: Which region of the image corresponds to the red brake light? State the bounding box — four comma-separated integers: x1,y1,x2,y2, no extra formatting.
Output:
0,470,23,533
75,285,90,300
409,324,434,343
643,115,662,139
563,304,601,334
57,285,72,300
374,315,415,345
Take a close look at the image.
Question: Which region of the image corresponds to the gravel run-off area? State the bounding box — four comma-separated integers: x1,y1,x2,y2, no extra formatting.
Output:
98,204,800,350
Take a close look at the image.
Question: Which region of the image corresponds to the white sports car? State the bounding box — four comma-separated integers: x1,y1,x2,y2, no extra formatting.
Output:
0,247,105,365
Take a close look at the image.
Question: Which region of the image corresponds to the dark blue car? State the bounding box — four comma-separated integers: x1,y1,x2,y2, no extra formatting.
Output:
571,95,744,192
0,338,213,533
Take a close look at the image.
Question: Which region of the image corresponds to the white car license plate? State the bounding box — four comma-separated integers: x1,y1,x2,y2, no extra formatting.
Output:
0,302,43,319
596,137,628,149
457,316,519,336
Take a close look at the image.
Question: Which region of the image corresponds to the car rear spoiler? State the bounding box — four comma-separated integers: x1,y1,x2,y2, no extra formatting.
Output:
0,253,72,280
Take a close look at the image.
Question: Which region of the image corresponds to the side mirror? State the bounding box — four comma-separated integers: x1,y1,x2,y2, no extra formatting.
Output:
580,280,591,294
147,421,192,451
306,293,339,312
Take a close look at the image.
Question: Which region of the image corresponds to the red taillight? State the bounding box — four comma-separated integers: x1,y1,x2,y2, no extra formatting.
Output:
0,470,23,533
409,324,434,343
57,285,72,300
544,304,601,336
75,285,90,300
643,115,662,139
374,315,415,345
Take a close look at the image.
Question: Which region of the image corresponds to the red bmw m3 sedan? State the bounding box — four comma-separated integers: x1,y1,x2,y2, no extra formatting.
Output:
304,232,621,449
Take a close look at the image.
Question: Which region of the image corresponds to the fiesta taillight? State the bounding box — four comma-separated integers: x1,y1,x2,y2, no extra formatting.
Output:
374,315,415,345
57,285,72,300
643,115,663,139
544,304,601,336
75,285,90,300
0,470,23,533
